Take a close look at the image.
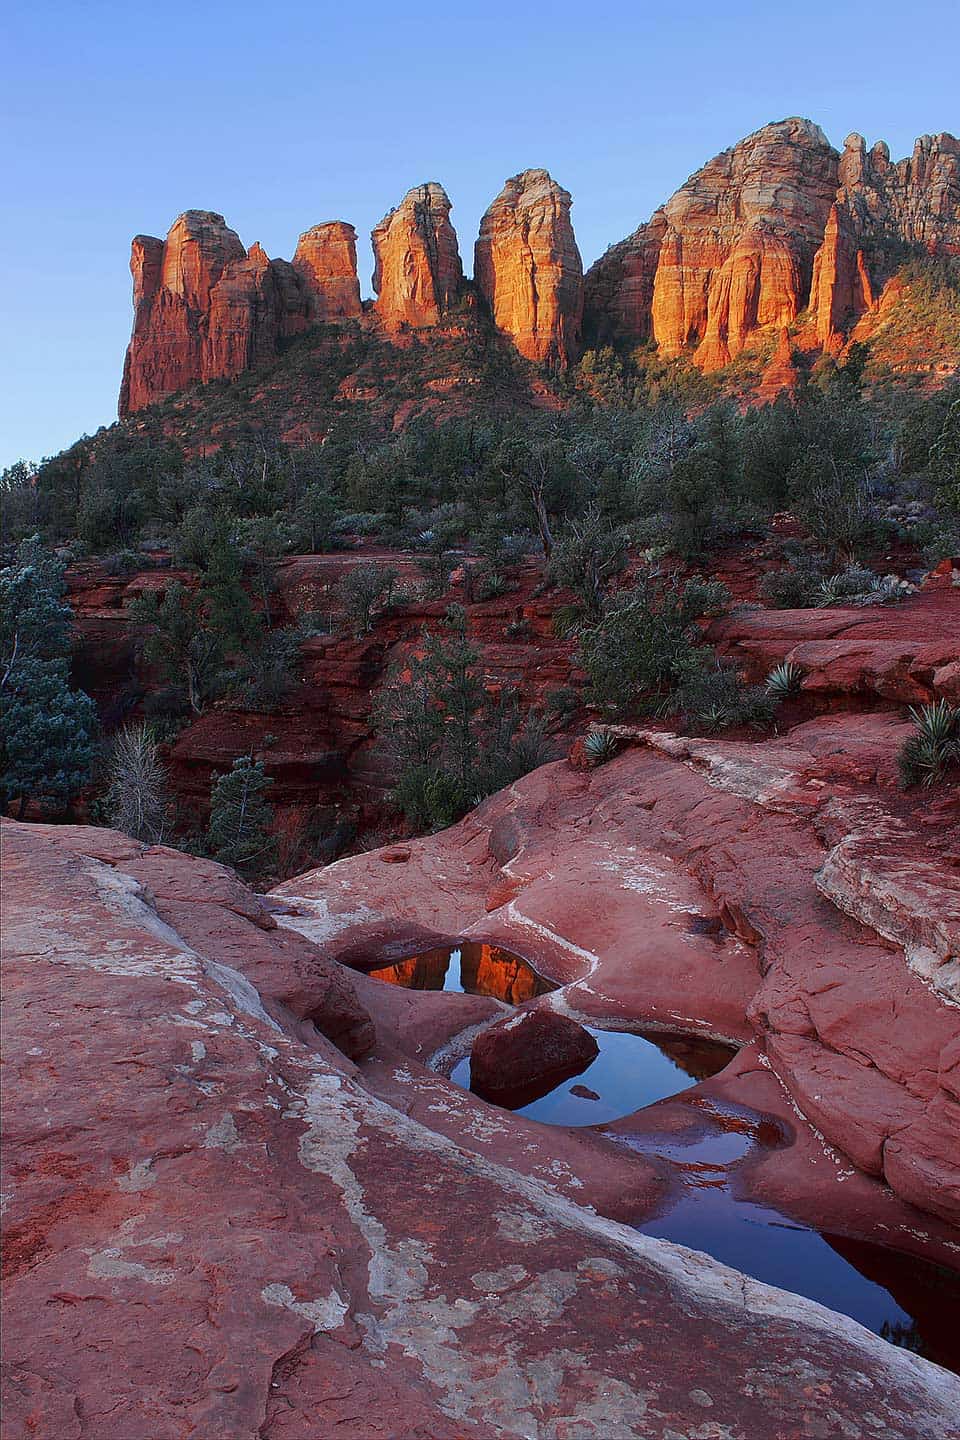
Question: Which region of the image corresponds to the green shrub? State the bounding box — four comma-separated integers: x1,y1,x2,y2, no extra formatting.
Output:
765,662,803,701
584,727,620,764
677,661,776,734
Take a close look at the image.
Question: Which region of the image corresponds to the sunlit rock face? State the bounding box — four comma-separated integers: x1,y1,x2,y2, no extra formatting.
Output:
119,209,362,414
292,221,362,323
475,168,584,366
584,119,960,367
371,182,463,330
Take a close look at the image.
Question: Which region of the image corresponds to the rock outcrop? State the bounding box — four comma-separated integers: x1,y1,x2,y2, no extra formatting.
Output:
475,169,583,365
5,817,960,1437
120,210,360,414
584,118,960,369
275,704,960,1231
119,121,958,416
371,183,462,329
470,1008,599,1100
292,221,362,322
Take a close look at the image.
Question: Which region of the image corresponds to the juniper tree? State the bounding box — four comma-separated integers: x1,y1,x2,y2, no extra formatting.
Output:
0,536,96,815
206,755,275,876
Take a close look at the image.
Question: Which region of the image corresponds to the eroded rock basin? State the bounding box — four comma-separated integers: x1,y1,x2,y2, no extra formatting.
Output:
365,943,960,1372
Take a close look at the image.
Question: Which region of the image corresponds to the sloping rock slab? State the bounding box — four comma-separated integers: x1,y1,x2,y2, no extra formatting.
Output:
4,819,960,1437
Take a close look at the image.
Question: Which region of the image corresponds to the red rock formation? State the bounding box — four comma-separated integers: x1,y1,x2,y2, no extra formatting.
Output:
120,211,365,415
276,703,960,1231
8,818,958,1437
371,183,462,329
583,120,960,369
809,204,875,349
475,169,583,366
650,119,839,369
292,221,362,321
119,211,310,415
756,326,799,403
470,1008,598,1100
582,215,666,348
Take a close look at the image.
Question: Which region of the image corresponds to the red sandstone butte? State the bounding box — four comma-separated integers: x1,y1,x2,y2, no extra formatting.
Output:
584,118,960,367
371,182,463,329
475,168,584,366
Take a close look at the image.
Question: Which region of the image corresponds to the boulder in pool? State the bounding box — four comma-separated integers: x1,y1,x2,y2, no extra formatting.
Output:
470,1008,599,1104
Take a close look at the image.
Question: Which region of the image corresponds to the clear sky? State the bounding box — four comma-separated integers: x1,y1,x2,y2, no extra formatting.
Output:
2,0,958,469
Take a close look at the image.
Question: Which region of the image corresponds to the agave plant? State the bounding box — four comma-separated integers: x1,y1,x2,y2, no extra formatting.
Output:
765,661,803,702
897,699,960,787
584,727,620,765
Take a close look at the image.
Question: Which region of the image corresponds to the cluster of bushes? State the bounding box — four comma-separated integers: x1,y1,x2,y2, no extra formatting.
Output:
4,359,958,582
375,605,555,831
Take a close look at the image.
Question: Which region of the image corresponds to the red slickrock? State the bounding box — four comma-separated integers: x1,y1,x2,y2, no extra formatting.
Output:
371,182,462,329
292,221,362,321
6,818,959,1437
470,1009,598,1099
275,704,960,1229
475,169,583,366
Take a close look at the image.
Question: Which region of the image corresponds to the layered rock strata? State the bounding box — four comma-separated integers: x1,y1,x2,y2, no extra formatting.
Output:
474,168,584,365
371,182,463,329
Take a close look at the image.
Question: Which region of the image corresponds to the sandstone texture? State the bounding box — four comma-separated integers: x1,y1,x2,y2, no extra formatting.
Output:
470,1008,599,1100
120,209,357,414
584,118,960,368
119,121,958,416
275,708,960,1230
5,816,960,1438
475,168,584,365
292,221,362,323
372,182,462,329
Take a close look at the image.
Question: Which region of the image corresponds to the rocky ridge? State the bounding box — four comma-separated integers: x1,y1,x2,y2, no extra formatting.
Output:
119,118,959,415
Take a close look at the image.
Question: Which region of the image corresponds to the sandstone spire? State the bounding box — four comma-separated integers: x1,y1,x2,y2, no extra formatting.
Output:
371,183,462,329
474,169,583,366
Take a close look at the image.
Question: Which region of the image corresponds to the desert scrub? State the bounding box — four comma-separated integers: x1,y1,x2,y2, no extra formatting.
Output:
897,700,960,787
677,661,776,734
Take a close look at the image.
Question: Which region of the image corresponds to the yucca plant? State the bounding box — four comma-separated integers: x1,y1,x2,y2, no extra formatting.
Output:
897,700,960,787
584,727,620,765
765,662,803,702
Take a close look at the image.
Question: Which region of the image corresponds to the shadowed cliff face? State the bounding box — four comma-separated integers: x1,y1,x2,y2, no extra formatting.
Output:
119,120,959,415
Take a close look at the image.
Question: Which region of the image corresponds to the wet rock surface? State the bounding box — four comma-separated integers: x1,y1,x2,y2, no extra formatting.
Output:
4,817,960,1438
275,708,960,1230
469,1008,599,1102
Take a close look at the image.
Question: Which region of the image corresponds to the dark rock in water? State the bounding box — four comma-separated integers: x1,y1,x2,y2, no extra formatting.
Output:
470,1009,598,1103
570,1084,601,1101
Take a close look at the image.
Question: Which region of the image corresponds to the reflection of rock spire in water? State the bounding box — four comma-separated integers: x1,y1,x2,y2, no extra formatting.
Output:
368,943,554,1003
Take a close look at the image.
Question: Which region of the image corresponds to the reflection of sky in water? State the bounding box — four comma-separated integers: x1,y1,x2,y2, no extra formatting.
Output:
375,945,957,1363
644,1190,914,1335
451,1026,727,1126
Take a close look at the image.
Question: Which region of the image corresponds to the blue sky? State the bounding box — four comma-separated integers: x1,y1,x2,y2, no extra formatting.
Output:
2,0,958,468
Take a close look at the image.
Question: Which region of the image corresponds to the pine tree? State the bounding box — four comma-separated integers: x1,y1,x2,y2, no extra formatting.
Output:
206,756,275,875
0,536,96,815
